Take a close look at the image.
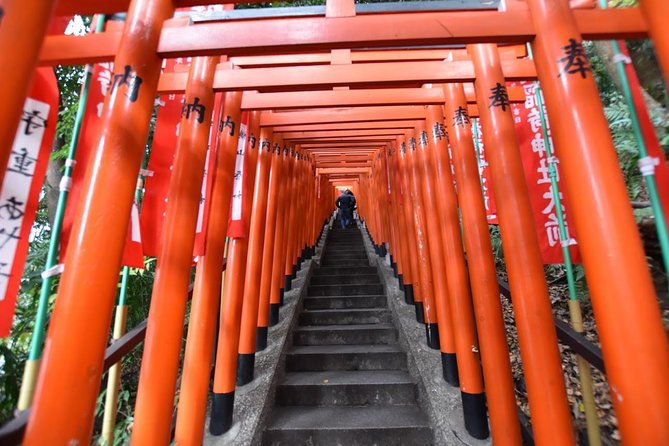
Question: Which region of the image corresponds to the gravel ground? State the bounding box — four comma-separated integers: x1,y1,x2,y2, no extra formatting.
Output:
498,262,668,446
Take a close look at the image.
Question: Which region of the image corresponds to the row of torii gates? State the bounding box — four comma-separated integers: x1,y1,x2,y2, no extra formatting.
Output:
1,0,668,444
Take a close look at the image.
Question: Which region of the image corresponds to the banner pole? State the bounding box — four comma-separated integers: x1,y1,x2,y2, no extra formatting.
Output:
17,15,106,411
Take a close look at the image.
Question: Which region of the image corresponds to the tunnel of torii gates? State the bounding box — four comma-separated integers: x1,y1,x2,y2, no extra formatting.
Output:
0,0,668,444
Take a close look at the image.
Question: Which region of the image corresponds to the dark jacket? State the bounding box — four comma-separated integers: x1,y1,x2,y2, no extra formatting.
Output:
336,194,356,214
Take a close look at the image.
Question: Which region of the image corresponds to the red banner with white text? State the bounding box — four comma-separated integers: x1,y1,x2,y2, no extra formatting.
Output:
513,82,582,264
60,63,144,268
0,68,58,336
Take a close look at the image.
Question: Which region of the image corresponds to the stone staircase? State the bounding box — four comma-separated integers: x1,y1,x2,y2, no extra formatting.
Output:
262,225,433,445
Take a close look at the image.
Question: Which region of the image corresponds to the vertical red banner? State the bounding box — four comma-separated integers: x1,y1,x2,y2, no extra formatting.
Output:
0,68,58,336
514,82,581,264
61,63,144,268
472,119,498,224
227,111,251,238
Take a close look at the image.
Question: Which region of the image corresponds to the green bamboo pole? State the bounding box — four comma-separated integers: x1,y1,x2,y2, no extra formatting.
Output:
17,15,107,411
101,178,143,446
606,40,669,281
532,79,602,446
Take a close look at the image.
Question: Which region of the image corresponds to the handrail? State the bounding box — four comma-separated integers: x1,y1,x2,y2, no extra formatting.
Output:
496,278,606,374
0,260,225,445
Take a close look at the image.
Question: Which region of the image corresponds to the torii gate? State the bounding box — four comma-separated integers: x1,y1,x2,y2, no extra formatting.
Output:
0,0,667,445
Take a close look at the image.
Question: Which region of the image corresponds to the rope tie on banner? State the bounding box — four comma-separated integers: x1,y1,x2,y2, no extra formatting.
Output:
40,263,64,279
612,53,632,65
547,155,560,165
478,161,488,168
638,156,660,177
59,175,73,192
139,168,154,177
64,159,77,168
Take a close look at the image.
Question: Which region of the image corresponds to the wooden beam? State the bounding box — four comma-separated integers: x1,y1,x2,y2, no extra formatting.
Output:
273,121,417,132
39,9,647,65
283,129,405,139
317,167,371,175
157,59,536,93
241,85,524,109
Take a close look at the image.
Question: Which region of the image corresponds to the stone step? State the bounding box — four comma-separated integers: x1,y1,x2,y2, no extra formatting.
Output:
293,324,397,346
262,406,433,446
321,258,370,267
309,274,380,286
313,266,378,276
307,283,384,297
300,308,392,325
324,251,368,259
286,344,407,371
275,370,416,406
303,295,387,310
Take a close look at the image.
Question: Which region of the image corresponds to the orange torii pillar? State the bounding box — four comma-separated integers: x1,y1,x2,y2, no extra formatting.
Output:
282,147,301,293
442,85,521,445
410,121,453,355
0,0,57,188
527,0,669,441
419,114,489,437
237,127,273,385
23,1,175,443
387,143,414,301
470,43,574,444
210,110,261,435
270,144,294,322
391,139,423,318
175,91,243,445
400,131,440,348
131,55,219,445
256,135,285,350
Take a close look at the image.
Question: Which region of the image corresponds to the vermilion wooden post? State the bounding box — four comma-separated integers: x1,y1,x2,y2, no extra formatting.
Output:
175,90,241,446
421,107,488,438
388,143,413,298
526,0,669,441
270,144,293,323
256,134,284,350
282,147,301,291
0,0,57,189
411,120,450,354
441,85,521,445
470,42,574,444
210,110,260,435
131,55,218,445
237,127,273,385
392,138,423,315
400,130,439,342
23,1,175,443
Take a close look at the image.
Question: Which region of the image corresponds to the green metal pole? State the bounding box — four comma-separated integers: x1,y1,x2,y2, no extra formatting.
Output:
528,40,602,445
17,15,106,411
598,0,669,283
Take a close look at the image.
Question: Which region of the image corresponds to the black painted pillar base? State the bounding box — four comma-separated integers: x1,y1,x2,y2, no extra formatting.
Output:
379,244,387,257
398,274,404,291
461,392,490,439
391,261,398,278
236,353,255,386
279,288,285,306
404,283,414,305
210,391,235,435
256,326,268,351
414,301,425,324
284,275,292,292
269,303,280,326
291,265,297,280
441,352,460,387
425,323,440,350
